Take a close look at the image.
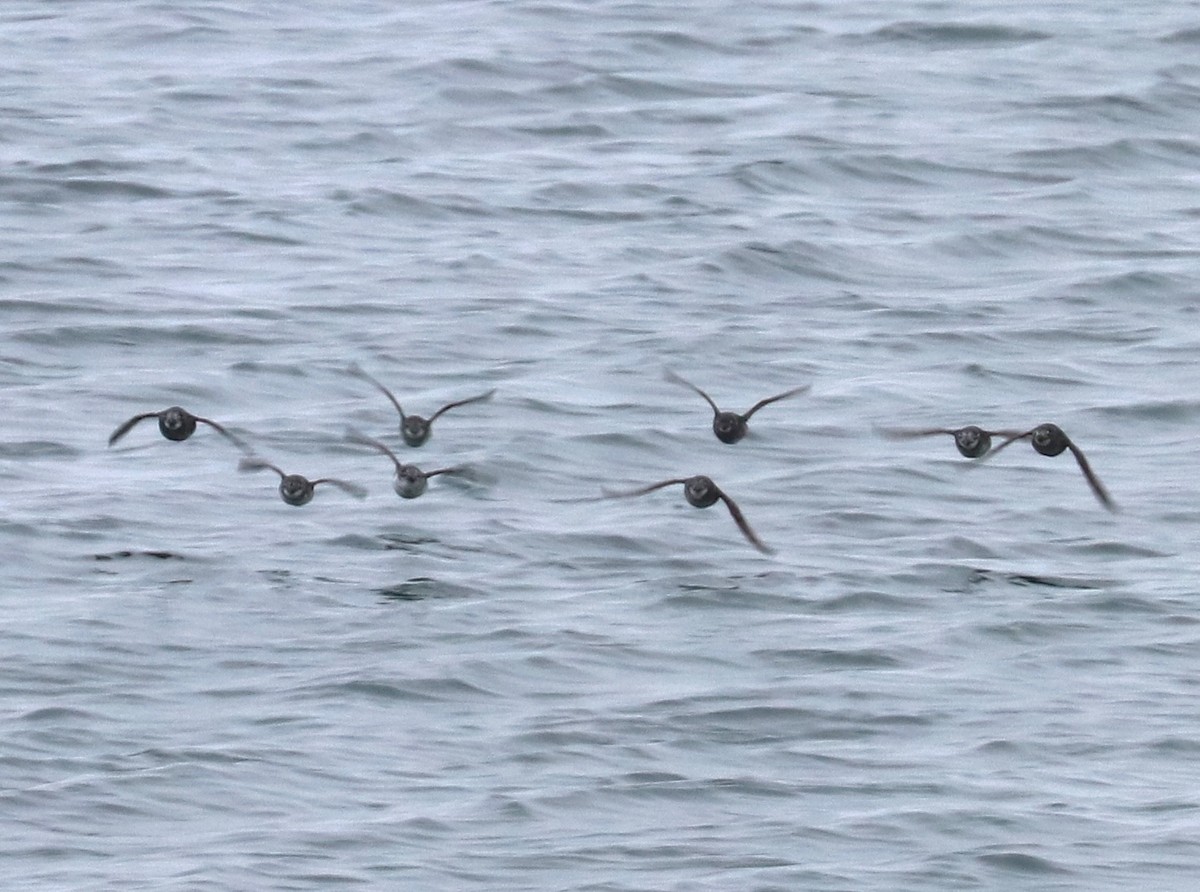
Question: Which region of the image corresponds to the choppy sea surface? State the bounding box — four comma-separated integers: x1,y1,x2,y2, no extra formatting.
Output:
3,1,1200,889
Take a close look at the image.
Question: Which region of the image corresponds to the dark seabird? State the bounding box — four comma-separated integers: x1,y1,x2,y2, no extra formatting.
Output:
348,363,495,447
238,456,367,506
988,423,1116,511
601,474,774,554
879,424,1023,459
108,406,246,450
664,370,808,444
346,430,458,499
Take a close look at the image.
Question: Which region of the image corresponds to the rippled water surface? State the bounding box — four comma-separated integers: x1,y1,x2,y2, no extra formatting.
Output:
3,1,1200,889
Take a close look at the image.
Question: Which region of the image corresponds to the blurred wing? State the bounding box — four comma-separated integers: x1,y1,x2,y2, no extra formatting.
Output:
977,428,1036,462
664,370,721,417
715,489,774,555
1065,440,1117,512
345,428,401,468
107,412,158,446
238,456,284,478
196,416,249,451
427,388,496,423
349,363,406,420
742,384,811,420
600,478,687,499
316,478,369,499
875,426,954,440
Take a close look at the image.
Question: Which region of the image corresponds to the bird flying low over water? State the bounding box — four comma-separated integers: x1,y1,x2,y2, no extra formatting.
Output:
238,456,367,506
985,423,1116,512
348,363,495,447
878,424,1023,459
108,406,247,450
664,370,809,444
599,474,774,554
345,429,459,499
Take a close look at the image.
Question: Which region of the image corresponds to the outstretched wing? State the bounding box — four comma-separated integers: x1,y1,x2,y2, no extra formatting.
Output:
427,388,496,424
314,478,369,500
876,426,956,440
238,456,285,479
978,427,1036,462
349,363,407,421
664,370,721,417
345,428,402,471
107,412,159,446
600,478,688,499
1064,439,1117,512
741,384,810,421
715,488,774,555
195,416,249,451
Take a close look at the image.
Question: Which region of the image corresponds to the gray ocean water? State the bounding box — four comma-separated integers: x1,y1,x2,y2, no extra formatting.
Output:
4,1,1200,889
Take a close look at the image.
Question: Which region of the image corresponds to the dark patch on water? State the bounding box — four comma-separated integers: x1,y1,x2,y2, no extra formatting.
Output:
1161,27,1200,43
752,647,905,669
866,22,1051,45
92,550,186,561
0,440,80,459
976,850,1069,875
995,571,1115,591
375,577,482,602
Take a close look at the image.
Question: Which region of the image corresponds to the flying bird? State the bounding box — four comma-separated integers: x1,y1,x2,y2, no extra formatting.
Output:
349,363,494,447
987,423,1116,511
665,369,808,444
878,424,1023,459
600,474,774,554
108,406,246,450
346,430,459,499
238,456,367,506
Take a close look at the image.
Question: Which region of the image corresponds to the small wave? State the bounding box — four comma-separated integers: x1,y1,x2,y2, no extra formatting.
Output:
337,186,493,220
930,222,1126,261
32,159,139,176
971,569,1115,591
0,440,80,459
1146,737,1200,754
1060,270,1189,300
818,590,923,612
711,239,859,283
1161,27,1200,44
200,225,305,247
375,576,483,601
1011,137,1200,173
752,647,905,669
15,324,274,348
229,360,310,377
557,71,752,102
1079,592,1170,615
299,675,496,702
976,850,1070,875
865,21,1051,46
1022,91,1162,117
1072,540,1170,559
58,178,174,200
92,550,188,561
729,158,819,196
513,122,614,140
19,706,99,722
1096,399,1200,422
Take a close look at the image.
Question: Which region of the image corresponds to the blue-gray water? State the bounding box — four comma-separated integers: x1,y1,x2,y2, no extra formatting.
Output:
3,1,1200,889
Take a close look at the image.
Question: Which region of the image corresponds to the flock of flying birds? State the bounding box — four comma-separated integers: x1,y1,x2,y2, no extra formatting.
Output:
106,365,1116,555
